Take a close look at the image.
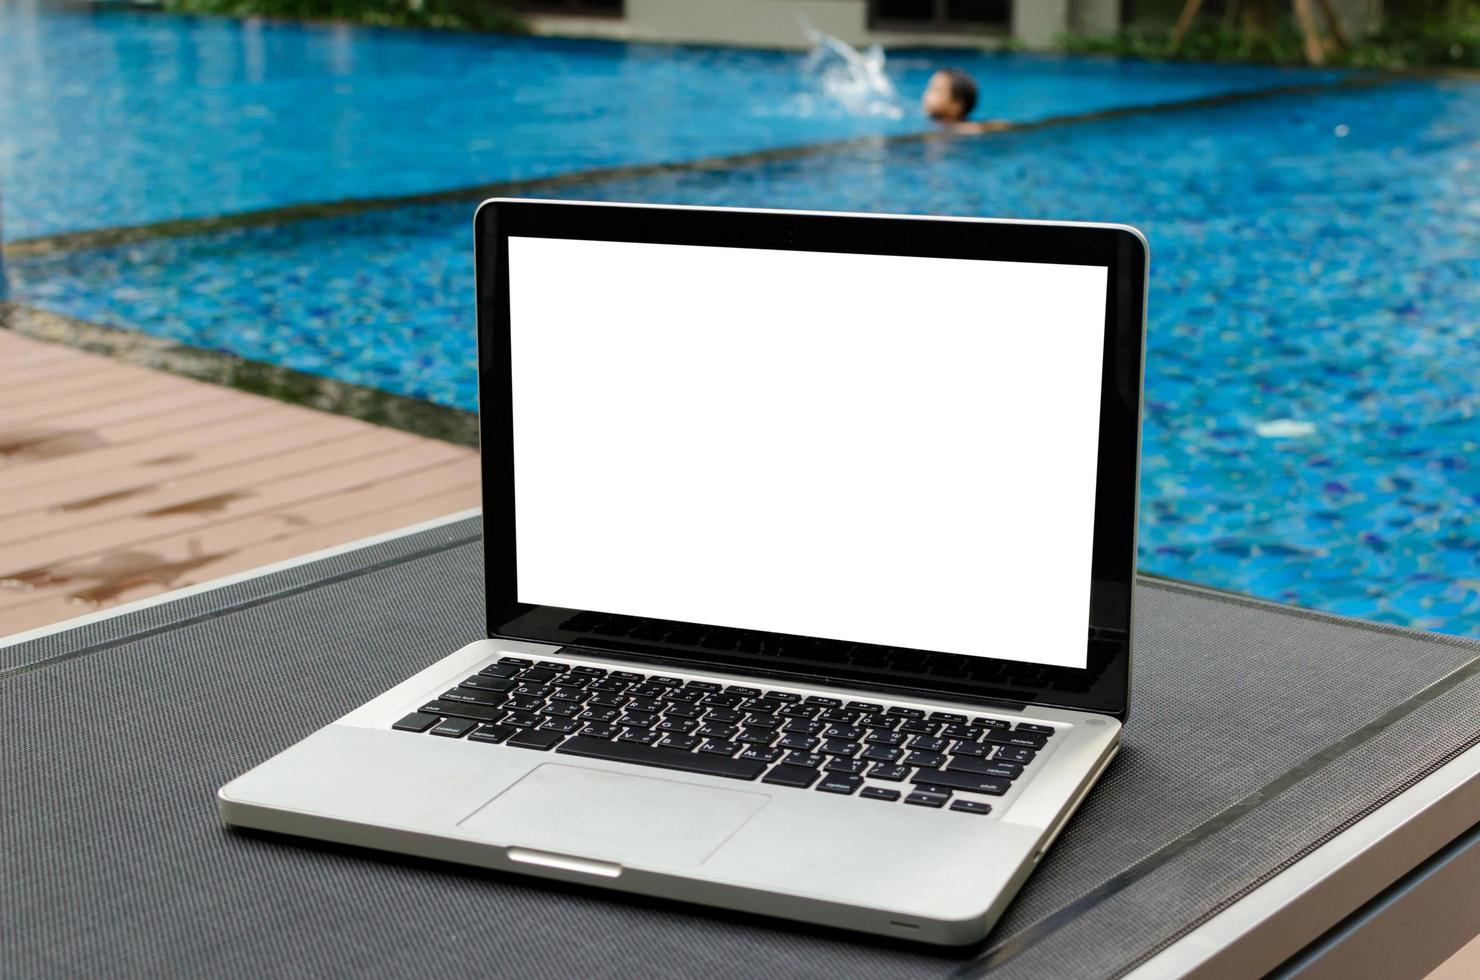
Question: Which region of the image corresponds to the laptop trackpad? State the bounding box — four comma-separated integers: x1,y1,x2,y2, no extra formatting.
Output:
459,763,769,867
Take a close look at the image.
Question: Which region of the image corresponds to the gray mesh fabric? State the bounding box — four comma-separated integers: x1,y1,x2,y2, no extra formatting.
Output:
3,516,1478,979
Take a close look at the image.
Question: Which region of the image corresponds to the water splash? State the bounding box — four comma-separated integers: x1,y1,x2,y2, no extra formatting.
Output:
797,17,906,120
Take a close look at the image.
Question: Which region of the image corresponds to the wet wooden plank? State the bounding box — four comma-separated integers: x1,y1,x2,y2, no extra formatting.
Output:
0,332,481,638
0,460,481,626
0,425,423,545
0,431,472,587
0,405,318,504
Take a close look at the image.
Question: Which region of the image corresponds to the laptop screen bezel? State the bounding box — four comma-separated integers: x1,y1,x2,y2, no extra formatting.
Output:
475,199,1145,720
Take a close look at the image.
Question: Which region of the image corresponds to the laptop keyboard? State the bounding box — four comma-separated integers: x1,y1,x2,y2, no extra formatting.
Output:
392,655,1056,815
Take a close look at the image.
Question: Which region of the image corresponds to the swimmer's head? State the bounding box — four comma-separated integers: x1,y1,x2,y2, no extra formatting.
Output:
923,68,978,122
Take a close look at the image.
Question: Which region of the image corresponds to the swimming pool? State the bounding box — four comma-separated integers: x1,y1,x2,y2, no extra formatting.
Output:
3,8,1478,636
0,2,1342,240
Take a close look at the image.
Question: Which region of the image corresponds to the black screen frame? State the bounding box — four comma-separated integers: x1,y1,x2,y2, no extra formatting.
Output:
475,199,1146,719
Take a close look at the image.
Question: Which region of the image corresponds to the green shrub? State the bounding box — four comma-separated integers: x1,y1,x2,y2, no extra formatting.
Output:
163,0,526,35
1064,2,1480,70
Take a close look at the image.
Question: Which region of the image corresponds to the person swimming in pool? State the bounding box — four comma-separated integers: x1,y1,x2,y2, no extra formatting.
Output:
921,68,1011,134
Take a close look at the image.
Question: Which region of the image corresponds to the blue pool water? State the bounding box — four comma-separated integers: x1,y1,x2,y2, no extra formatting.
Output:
0,1,1343,240
10,77,1478,635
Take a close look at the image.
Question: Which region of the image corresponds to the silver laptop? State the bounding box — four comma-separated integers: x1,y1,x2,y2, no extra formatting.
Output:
219,199,1148,946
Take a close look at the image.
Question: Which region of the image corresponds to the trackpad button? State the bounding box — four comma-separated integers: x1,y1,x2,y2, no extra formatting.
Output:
459,763,769,867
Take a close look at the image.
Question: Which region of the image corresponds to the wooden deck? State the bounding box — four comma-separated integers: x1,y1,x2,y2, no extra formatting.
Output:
0,330,480,638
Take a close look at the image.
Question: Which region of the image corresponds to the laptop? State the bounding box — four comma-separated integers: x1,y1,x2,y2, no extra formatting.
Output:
219,199,1148,946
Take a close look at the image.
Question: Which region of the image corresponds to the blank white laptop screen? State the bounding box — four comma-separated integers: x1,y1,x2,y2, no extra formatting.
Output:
507,236,1108,670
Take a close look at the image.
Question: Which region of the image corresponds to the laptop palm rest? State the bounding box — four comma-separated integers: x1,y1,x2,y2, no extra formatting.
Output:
458,763,769,867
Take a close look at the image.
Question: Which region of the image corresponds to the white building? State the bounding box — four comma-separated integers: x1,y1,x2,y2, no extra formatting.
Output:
519,0,1382,51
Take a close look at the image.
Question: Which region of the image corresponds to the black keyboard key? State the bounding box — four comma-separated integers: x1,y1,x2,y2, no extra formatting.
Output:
736,728,777,746
658,734,702,751
784,751,826,769
479,663,521,679
986,731,1048,750
860,786,900,802
519,667,558,684
846,700,884,713
905,791,949,809
577,707,620,724
994,746,1037,764
504,695,544,713
824,725,864,741
628,697,664,713
738,745,785,764
821,739,860,757
504,712,542,728
950,741,990,758
392,712,439,733
869,763,910,781
542,702,580,718
898,719,941,735
549,688,590,704
707,709,745,725
581,723,621,739
909,736,949,753
569,665,606,677
508,728,565,750
421,700,503,723
430,718,476,738
973,717,1012,730
817,773,863,795
685,681,721,692
650,675,684,687
887,706,925,719
658,717,698,734
666,703,705,719
824,757,867,775
861,714,899,730
618,712,659,729
820,709,857,724
697,723,738,740
469,724,516,744
609,671,645,682
725,685,761,697
497,656,533,667
929,711,966,723
745,698,786,715
912,769,1011,795
865,730,906,747
618,729,662,746
557,735,766,780
765,691,802,703
540,718,582,734
701,693,742,708
534,660,569,671
949,757,1024,779
588,693,629,708
950,800,993,815
778,734,818,751
664,688,703,704
779,704,819,720
440,687,505,706
762,765,821,788
1016,723,1056,736
904,750,946,768
861,745,901,763
460,675,516,693
784,719,824,735
803,696,840,707
943,724,983,740
743,714,781,730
